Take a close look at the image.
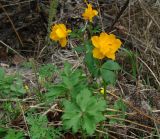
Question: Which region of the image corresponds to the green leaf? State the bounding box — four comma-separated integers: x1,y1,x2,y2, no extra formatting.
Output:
63,100,79,113
87,100,106,115
85,41,93,52
62,100,81,133
10,78,26,95
62,76,73,89
85,52,99,77
122,48,137,78
38,64,56,78
108,99,127,125
0,68,5,80
83,115,96,135
109,119,118,125
73,45,85,53
0,72,25,98
61,65,87,99
63,63,72,76
4,129,24,139
114,99,126,111
45,85,66,100
91,26,101,34
69,28,84,39
100,69,116,84
27,115,60,139
63,113,81,133
62,69,82,90
70,70,82,86
76,89,91,111
0,128,7,138
62,88,106,135
101,60,121,71
84,41,100,77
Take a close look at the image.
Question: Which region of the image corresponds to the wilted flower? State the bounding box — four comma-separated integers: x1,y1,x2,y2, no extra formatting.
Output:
82,4,98,22
50,24,71,47
91,32,122,60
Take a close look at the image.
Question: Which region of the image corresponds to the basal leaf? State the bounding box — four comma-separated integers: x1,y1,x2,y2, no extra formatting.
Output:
76,89,91,111
63,63,72,76
63,113,81,133
63,100,79,113
62,88,106,135
62,76,73,89
83,115,96,135
45,85,66,101
4,129,24,139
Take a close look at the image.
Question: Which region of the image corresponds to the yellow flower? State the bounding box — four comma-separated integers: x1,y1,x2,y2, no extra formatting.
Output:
99,87,111,95
50,24,71,47
82,4,98,22
100,87,104,94
24,85,29,91
91,32,122,60
93,48,105,59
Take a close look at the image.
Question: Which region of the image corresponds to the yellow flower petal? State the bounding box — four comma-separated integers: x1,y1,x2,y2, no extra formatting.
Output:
93,48,105,59
108,34,116,39
91,36,100,48
99,32,110,41
91,32,122,60
50,31,59,41
56,28,66,38
55,24,67,38
87,3,92,9
100,47,110,56
50,24,69,39
93,10,98,15
59,38,67,47
82,3,98,22
115,39,122,48
105,52,115,60
50,23,71,48
51,24,58,31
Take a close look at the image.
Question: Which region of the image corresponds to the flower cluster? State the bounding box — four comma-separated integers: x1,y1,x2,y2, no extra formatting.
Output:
50,2,98,47
82,3,98,22
91,33,122,60
50,24,71,47
49,2,122,61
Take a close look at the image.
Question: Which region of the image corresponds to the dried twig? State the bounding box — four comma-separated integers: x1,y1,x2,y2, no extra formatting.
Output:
0,40,25,59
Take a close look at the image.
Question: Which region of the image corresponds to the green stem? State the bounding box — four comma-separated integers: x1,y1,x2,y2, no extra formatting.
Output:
103,80,107,100
82,133,86,139
87,22,93,36
30,58,42,101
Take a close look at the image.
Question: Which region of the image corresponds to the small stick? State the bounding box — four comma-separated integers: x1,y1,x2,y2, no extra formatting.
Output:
0,40,25,59
18,102,31,138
